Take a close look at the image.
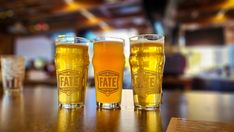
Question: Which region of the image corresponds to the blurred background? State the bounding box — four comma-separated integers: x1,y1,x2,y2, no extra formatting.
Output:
0,0,234,92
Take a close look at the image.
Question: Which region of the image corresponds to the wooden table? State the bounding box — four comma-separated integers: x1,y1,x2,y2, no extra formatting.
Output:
0,86,234,132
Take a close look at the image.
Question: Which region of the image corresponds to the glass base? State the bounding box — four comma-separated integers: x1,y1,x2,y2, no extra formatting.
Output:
59,103,84,109
96,102,120,110
134,104,160,111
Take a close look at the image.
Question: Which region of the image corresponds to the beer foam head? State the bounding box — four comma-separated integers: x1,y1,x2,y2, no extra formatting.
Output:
94,40,124,45
130,34,164,45
56,43,89,47
93,36,124,45
56,35,89,46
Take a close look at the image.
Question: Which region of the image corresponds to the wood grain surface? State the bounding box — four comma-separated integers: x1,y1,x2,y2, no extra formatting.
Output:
0,86,234,132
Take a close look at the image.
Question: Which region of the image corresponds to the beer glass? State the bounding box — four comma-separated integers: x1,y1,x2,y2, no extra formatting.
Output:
1,56,25,93
129,34,165,110
55,35,89,108
92,37,125,109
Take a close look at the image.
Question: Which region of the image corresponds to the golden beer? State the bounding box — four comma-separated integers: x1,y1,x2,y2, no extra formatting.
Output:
55,36,89,108
129,34,165,110
92,38,124,109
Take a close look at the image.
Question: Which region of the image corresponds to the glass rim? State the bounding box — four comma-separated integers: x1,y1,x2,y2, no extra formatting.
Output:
93,36,125,43
55,35,90,45
129,34,164,41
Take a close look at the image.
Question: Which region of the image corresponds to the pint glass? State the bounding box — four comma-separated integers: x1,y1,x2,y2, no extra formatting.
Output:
1,56,25,93
55,35,89,108
129,34,165,110
92,37,125,109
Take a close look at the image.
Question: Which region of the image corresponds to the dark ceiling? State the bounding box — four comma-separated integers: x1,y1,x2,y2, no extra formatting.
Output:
0,0,147,34
176,0,234,23
0,0,234,34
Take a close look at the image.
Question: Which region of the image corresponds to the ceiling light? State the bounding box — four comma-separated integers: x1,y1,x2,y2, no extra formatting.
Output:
64,0,74,4
217,10,226,18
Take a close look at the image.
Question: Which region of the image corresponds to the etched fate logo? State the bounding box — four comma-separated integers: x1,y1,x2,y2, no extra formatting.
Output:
58,70,81,95
97,70,119,96
132,70,161,95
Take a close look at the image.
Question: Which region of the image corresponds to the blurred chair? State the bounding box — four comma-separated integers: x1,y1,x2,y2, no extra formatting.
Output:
163,52,190,90
164,52,186,76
